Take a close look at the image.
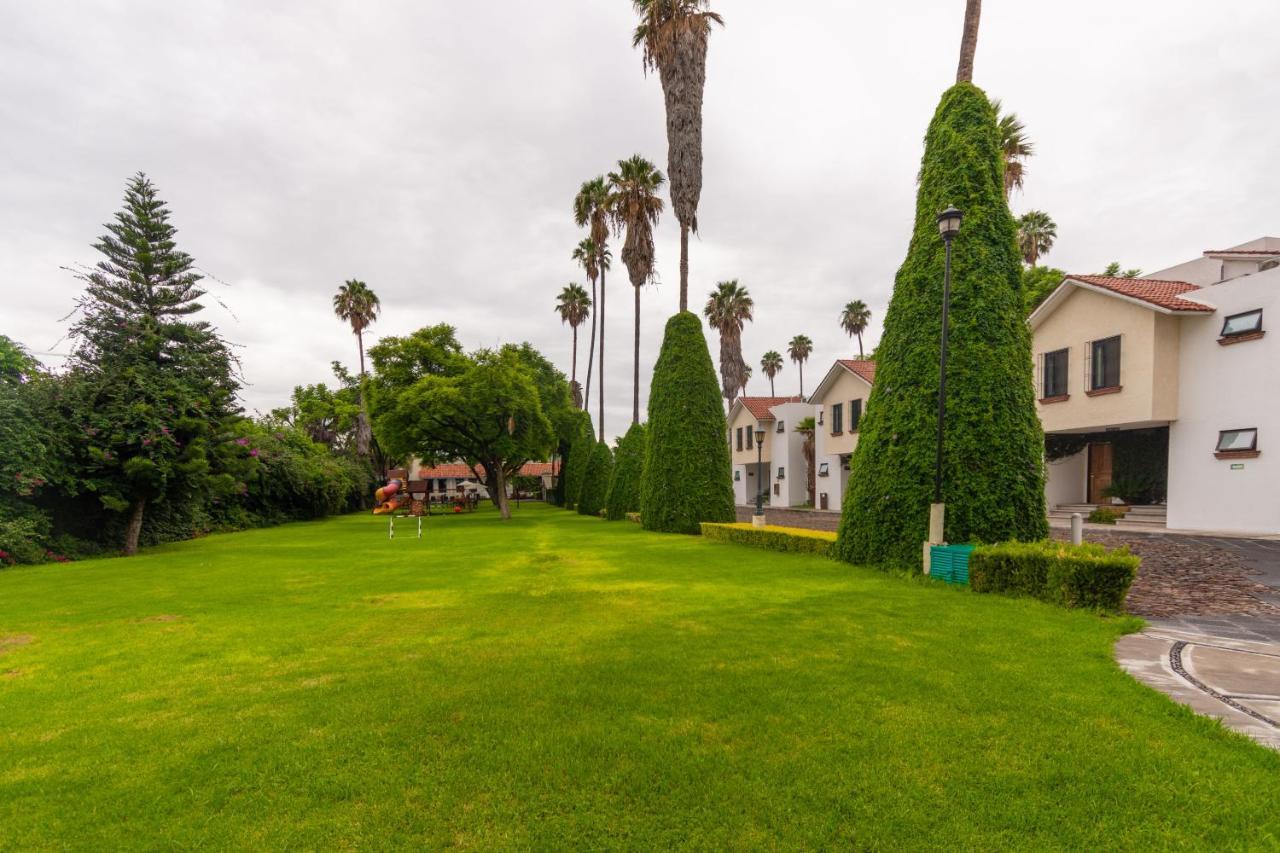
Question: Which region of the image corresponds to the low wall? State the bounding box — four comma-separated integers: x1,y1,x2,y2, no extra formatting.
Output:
733,506,841,531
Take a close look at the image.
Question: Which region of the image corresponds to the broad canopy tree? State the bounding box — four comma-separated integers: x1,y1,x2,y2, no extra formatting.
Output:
368,329,568,520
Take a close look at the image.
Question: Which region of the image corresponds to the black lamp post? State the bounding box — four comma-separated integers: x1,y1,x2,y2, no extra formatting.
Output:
933,206,963,506
754,425,766,518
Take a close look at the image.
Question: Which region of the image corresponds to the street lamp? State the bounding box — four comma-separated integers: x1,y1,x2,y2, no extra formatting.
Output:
928,206,962,568
754,425,767,521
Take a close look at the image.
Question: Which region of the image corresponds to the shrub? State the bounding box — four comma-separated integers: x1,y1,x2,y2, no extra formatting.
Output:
700,523,836,558
577,441,613,517
640,313,735,533
836,83,1046,568
1088,507,1120,525
604,422,647,520
969,540,1138,612
562,412,594,511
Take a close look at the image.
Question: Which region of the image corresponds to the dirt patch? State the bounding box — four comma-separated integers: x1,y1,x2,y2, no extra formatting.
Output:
1051,530,1280,619
138,614,184,623
0,634,33,654
3,668,23,678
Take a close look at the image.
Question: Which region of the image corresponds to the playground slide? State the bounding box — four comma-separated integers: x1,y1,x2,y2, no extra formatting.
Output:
372,479,401,515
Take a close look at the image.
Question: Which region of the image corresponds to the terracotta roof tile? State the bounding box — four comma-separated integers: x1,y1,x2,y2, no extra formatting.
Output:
1203,249,1280,256
414,461,558,480
1067,275,1214,313
737,396,804,420
836,359,877,384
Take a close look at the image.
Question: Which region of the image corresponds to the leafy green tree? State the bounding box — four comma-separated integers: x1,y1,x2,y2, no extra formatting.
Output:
368,341,557,520
605,421,648,520
760,350,783,395
62,173,240,556
0,336,38,382
835,84,1047,568
839,300,872,358
333,279,381,457
1022,265,1066,314
271,362,363,449
1101,262,1142,279
562,411,595,511
639,312,734,533
577,440,614,517
633,0,724,312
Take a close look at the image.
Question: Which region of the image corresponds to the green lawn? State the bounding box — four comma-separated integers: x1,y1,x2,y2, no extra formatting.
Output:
1,504,1276,850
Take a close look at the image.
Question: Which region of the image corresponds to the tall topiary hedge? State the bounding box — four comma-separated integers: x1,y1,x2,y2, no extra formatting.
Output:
640,312,735,533
835,84,1047,568
577,440,613,517
604,422,647,520
562,411,594,511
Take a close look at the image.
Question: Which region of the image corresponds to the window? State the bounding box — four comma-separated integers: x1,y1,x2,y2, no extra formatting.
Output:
746,428,754,450
1042,348,1069,398
734,469,741,481
1221,309,1263,338
818,462,830,477
1216,428,1258,453
831,402,844,434
777,467,785,480
736,427,743,451
777,421,785,433
1261,260,1279,272
1089,336,1121,391
849,399,863,432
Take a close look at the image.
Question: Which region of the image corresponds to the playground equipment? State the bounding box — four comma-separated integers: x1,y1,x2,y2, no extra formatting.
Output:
372,477,402,515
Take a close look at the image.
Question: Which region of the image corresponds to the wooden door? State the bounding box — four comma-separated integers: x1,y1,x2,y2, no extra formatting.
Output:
1088,442,1113,504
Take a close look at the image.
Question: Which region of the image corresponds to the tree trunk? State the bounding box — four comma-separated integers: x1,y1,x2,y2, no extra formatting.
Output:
355,391,372,457
799,362,805,397
679,223,690,312
571,326,578,387
769,376,775,396
956,0,982,83
583,274,597,413
494,464,511,520
633,282,641,424
599,266,605,442
857,332,864,358
357,329,366,376
123,495,147,556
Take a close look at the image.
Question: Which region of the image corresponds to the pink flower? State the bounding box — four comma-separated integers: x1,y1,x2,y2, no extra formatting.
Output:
236,437,249,446
249,449,259,457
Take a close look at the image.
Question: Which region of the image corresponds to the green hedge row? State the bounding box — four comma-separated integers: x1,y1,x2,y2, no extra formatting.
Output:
969,541,1138,612
700,523,836,558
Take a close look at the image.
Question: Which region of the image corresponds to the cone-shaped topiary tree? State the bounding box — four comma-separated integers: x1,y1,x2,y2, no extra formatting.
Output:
562,411,594,510
835,83,1046,567
577,440,614,517
640,312,734,533
605,421,648,520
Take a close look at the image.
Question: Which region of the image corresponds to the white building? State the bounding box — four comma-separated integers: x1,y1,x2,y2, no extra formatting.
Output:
1031,236,1280,535
727,397,811,508
808,360,876,512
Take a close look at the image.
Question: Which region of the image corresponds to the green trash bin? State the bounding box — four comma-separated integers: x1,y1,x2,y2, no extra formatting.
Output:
929,544,974,585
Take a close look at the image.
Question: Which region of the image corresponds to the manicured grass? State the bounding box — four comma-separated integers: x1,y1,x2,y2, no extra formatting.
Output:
1,504,1276,849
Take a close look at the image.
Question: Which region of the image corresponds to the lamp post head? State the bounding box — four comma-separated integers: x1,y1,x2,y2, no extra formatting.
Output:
936,206,963,242
754,426,766,444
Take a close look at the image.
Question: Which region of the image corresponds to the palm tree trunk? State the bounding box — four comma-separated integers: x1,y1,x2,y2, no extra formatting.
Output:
799,361,805,397
123,495,146,556
598,267,605,441
571,326,578,385
956,0,982,83
633,283,641,425
583,275,597,411
769,375,775,396
679,224,690,312
857,332,864,358
357,329,366,376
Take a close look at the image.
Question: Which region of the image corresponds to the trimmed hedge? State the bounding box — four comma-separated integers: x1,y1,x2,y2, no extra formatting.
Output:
604,422,647,520
835,83,1046,568
969,540,1138,612
700,523,836,558
576,440,613,517
562,411,594,511
640,313,735,533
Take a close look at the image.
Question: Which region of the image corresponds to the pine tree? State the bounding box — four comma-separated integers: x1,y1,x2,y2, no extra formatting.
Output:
605,421,648,520
562,411,595,510
65,173,239,555
639,312,734,533
576,440,614,517
835,85,1046,567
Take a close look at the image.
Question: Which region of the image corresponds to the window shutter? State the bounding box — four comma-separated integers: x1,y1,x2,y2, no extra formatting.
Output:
1084,342,1093,392
1036,353,1043,398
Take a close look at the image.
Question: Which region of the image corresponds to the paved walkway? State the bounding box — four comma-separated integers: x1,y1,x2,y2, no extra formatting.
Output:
1116,628,1280,749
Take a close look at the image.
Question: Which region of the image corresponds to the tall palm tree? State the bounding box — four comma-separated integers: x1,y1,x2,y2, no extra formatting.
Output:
607,155,666,425
633,0,724,313
703,280,753,404
332,279,381,376
554,283,592,407
333,279,381,457
839,300,872,358
957,0,982,83
760,350,783,396
572,237,606,411
575,177,612,440
991,99,1034,199
787,334,813,397
1017,210,1057,267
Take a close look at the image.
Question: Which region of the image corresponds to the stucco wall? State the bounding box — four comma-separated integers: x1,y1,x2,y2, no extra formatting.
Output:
814,369,872,457
729,404,772,467
769,402,812,507
1167,269,1280,534
1033,287,1176,432
1044,449,1087,508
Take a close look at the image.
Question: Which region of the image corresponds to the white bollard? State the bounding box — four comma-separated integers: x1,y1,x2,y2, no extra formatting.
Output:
1070,512,1083,546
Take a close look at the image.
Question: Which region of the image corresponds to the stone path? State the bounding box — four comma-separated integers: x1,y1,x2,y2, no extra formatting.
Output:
1116,628,1280,749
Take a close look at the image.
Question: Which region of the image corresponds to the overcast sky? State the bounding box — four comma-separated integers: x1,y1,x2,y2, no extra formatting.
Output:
4,1,1278,443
